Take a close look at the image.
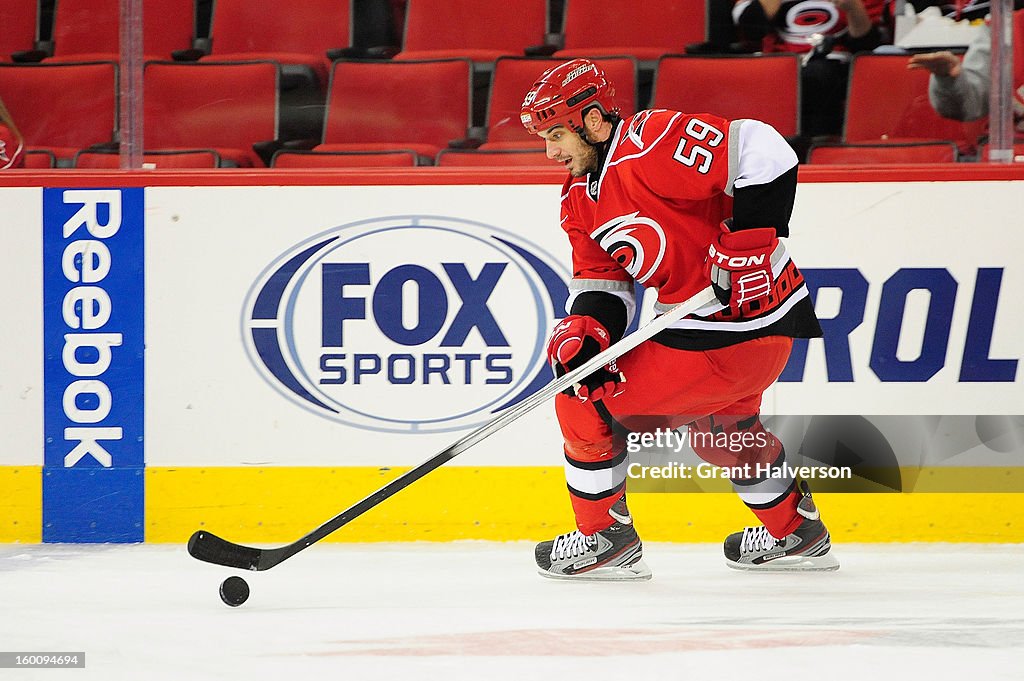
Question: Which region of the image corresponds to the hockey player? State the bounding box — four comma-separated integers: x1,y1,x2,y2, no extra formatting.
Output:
520,58,838,579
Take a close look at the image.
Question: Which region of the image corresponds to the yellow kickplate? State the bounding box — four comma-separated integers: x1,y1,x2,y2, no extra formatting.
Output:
0,466,42,543
145,466,1024,544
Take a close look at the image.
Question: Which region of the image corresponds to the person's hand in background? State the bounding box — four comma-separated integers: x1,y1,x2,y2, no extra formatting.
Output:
908,51,963,78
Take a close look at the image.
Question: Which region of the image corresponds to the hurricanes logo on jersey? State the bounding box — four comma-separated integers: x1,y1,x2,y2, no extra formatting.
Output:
591,212,667,285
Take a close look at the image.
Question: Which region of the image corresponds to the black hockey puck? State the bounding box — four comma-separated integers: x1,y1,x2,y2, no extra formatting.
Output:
219,575,250,607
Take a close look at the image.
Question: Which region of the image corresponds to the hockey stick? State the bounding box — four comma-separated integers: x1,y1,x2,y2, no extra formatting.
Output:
188,285,719,571
0,96,25,170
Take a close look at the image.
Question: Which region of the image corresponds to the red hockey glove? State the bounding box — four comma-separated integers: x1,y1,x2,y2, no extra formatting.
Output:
704,222,779,312
546,315,625,402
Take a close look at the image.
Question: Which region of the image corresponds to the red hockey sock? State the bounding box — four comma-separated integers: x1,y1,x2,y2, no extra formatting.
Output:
569,488,625,535
748,488,802,538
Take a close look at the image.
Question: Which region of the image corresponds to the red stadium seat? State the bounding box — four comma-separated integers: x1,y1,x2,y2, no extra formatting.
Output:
653,54,802,138
271,150,419,167
316,59,472,160
23,150,57,168
200,0,352,87
0,0,39,62
556,0,706,61
0,61,118,160
806,142,958,164
46,0,194,62
395,0,547,62
435,149,551,166
144,61,279,167
844,53,982,152
74,149,223,168
480,56,638,150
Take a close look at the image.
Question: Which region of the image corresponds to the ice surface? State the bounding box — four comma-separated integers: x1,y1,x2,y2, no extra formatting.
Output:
1,542,1021,680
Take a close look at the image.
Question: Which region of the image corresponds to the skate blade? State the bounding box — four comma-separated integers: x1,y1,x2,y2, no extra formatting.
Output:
726,552,840,572
538,559,653,582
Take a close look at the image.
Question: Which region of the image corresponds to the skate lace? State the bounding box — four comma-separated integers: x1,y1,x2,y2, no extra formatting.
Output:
740,526,781,554
550,530,597,561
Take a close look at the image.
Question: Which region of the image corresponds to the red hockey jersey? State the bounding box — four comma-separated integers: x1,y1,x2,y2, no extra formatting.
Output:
560,109,821,350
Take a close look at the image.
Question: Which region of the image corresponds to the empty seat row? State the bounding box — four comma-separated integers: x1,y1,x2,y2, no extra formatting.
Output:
4,0,708,70
11,143,980,169
0,60,275,166
2,0,352,89
2,0,195,63
395,0,705,62
0,54,991,168
59,148,552,169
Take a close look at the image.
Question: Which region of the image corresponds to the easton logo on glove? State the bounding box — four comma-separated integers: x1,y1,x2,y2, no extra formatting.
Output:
706,244,767,269
546,315,625,402
703,222,779,312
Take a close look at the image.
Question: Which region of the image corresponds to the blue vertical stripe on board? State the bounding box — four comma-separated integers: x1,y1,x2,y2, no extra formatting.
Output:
42,188,145,542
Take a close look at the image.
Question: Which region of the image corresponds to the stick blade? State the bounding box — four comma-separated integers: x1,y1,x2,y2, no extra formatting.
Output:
188,530,262,571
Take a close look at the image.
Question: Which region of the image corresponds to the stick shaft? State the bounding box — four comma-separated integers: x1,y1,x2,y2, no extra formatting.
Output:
292,286,716,539
190,287,718,569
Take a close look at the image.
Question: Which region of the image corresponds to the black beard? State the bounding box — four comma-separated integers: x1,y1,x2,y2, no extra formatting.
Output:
572,124,616,177
569,142,599,177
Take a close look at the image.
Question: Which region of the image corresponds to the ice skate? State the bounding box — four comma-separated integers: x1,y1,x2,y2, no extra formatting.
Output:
724,481,839,571
536,498,652,581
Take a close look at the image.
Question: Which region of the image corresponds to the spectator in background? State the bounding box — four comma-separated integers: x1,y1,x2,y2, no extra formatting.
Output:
733,0,893,137
908,15,1024,133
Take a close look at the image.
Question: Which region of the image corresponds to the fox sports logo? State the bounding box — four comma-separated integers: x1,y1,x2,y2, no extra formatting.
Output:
243,215,569,433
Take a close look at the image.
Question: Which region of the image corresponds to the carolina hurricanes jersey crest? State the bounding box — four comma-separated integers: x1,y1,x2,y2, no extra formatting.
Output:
591,212,666,284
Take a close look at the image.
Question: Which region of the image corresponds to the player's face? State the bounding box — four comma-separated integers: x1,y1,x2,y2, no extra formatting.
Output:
539,125,598,177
